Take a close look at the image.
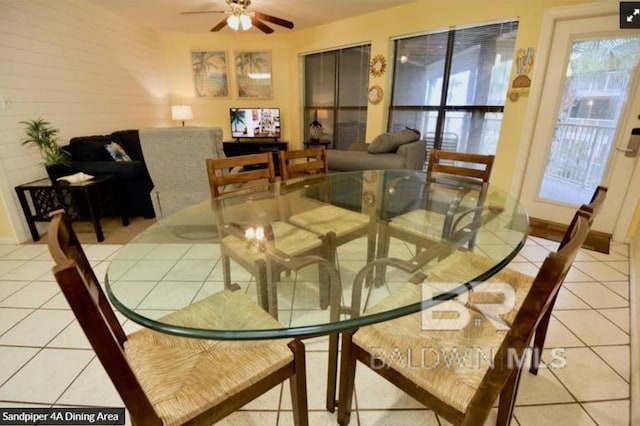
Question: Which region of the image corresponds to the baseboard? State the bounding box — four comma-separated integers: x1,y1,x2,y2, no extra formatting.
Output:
630,239,639,426
529,217,611,253
0,236,16,245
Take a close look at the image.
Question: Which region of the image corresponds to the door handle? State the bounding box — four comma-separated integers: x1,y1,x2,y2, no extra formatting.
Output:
618,128,640,158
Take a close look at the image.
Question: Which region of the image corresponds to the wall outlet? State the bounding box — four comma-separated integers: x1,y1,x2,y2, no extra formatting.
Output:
0,96,11,110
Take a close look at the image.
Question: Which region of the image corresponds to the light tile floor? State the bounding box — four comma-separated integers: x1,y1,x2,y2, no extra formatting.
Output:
0,237,633,425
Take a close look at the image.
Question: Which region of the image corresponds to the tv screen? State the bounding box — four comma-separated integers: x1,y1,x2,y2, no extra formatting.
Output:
230,108,281,140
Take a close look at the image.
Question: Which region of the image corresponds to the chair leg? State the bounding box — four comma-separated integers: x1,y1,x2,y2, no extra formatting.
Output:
326,333,339,412
255,260,271,314
497,367,523,426
365,224,377,286
319,232,337,310
288,339,309,426
374,224,390,287
337,330,357,426
530,299,557,375
221,252,232,290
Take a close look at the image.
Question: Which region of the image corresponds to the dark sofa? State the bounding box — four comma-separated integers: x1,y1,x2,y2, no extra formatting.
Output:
61,130,155,218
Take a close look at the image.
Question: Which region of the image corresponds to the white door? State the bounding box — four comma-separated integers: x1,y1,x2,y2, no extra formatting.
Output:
519,10,640,241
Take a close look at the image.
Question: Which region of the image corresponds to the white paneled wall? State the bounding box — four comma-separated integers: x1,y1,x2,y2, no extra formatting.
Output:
0,0,170,242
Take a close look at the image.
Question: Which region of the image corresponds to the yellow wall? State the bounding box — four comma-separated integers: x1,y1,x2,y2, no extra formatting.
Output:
0,195,13,240
162,0,593,192
162,32,294,139
629,199,640,238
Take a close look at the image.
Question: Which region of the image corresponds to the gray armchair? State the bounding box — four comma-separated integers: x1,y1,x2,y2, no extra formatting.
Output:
139,127,224,218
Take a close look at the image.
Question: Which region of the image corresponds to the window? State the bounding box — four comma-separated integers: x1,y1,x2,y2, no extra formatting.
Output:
388,21,519,164
304,45,370,150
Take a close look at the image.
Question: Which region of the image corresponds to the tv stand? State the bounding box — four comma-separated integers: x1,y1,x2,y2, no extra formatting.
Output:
223,140,288,175
234,137,280,142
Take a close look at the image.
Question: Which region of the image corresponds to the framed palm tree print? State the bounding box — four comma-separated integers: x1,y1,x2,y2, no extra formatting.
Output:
234,50,272,99
192,51,230,98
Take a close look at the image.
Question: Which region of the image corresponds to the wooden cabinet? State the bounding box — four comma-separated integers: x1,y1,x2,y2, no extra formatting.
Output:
223,141,288,175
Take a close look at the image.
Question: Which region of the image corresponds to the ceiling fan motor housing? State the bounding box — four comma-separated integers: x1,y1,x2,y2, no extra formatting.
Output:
228,0,251,7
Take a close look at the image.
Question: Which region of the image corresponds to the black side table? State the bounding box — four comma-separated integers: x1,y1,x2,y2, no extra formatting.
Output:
15,176,129,242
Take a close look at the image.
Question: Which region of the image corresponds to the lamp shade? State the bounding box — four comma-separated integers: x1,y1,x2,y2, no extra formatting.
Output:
171,105,193,121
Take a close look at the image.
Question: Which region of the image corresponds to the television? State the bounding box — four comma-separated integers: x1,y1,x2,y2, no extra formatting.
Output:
230,107,281,140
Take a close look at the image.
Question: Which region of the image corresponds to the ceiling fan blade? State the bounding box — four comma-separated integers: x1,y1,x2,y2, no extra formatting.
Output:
253,11,294,29
252,17,274,34
180,10,226,15
210,18,229,32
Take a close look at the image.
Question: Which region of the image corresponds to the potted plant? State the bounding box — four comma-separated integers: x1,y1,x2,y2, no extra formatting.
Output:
20,118,71,182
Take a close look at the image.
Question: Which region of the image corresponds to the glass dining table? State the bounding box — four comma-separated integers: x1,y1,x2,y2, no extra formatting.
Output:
105,169,529,411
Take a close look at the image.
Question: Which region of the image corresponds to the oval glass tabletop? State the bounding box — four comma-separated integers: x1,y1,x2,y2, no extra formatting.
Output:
106,170,529,340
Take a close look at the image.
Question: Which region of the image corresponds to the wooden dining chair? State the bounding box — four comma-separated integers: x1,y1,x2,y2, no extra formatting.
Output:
206,153,325,314
47,210,309,426
279,148,377,290
375,149,495,285
337,209,592,426
206,152,276,197
413,186,606,378
529,185,606,374
278,147,328,180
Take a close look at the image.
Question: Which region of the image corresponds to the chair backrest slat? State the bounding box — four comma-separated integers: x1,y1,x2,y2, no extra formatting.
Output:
585,185,607,215
558,186,607,250
207,153,276,197
47,210,161,424
428,149,495,184
279,148,328,181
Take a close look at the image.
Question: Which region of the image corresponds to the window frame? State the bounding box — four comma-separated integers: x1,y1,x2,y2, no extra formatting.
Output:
303,44,371,149
388,21,518,152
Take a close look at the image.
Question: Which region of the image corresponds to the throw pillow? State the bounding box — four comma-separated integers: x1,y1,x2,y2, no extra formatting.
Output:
367,128,421,154
104,142,132,162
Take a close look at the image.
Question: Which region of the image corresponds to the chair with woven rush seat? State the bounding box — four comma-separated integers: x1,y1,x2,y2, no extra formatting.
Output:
529,185,607,374
206,153,325,314
434,185,606,373
207,152,276,197
337,209,592,426
47,210,309,426
278,150,377,413
279,149,377,290
374,149,494,286
278,147,328,180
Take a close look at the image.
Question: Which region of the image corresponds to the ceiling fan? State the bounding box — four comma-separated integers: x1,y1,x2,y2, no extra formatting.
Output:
181,0,295,34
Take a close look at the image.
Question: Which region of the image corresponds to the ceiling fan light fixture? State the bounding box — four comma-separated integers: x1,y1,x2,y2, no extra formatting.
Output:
240,13,252,30
227,11,251,31
227,14,240,31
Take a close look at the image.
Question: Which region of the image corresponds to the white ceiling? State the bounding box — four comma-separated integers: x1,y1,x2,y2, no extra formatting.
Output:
88,0,418,33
